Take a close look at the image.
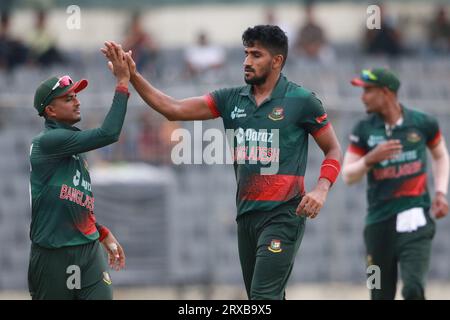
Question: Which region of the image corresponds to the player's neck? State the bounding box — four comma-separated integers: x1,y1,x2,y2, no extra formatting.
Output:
380,100,402,125
252,72,280,105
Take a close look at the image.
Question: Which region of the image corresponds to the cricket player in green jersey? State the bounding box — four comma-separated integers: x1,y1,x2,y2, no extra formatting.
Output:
103,25,342,300
342,68,449,300
28,45,130,299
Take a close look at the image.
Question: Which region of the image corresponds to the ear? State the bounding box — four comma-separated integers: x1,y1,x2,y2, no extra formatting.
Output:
382,87,395,99
44,104,57,118
272,54,284,69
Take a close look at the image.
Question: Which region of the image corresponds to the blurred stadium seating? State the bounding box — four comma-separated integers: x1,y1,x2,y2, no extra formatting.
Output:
1,0,450,299
1,51,450,293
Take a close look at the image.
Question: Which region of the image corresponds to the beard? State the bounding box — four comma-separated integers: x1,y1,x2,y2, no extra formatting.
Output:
244,67,271,85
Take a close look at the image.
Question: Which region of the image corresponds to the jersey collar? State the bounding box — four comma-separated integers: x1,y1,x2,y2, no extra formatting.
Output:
373,104,411,128
45,119,81,131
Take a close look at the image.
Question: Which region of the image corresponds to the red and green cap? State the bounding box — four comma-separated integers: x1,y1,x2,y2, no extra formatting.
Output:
33,75,88,116
351,68,400,93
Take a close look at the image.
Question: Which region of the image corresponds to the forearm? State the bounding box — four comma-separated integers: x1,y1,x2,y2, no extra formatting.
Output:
432,152,449,195
342,156,370,185
324,146,343,163
95,223,110,242
131,72,181,120
99,85,129,140
317,146,342,189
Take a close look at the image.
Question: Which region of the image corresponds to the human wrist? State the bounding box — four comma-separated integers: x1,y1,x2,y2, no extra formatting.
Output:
316,178,331,192
130,71,140,84
116,78,129,88
97,225,110,242
319,159,340,186
363,155,374,168
436,190,447,197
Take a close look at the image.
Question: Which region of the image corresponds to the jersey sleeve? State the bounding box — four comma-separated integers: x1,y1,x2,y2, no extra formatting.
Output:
204,87,235,119
40,89,129,157
421,113,442,148
347,121,369,156
300,93,331,138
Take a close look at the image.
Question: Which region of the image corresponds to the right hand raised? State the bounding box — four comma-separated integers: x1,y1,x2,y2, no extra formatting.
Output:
364,139,403,167
101,41,130,84
125,51,137,79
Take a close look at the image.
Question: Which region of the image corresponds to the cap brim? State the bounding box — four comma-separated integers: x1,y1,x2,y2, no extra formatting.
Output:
56,79,88,98
350,77,370,87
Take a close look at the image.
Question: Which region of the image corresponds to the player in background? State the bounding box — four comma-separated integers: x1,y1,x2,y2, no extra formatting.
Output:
342,68,449,299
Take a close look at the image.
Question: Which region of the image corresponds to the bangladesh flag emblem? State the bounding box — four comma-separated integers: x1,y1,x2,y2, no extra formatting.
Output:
268,107,284,121
407,131,421,143
268,239,282,253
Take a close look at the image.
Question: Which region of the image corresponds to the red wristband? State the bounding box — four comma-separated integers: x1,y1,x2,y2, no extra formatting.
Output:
116,85,130,97
98,225,110,242
319,159,341,185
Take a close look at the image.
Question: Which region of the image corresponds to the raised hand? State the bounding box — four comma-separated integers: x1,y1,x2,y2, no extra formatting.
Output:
125,51,137,79
101,41,130,84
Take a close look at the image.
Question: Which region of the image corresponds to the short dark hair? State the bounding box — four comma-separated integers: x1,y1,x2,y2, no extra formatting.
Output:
242,25,288,68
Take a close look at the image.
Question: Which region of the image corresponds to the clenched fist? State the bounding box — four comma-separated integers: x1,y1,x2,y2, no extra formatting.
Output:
296,179,330,219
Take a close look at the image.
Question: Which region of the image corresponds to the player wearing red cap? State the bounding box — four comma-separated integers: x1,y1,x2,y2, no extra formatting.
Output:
28,46,130,299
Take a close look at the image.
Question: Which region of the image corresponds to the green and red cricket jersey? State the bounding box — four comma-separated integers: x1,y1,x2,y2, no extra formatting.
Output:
347,105,442,225
205,74,331,216
29,88,129,248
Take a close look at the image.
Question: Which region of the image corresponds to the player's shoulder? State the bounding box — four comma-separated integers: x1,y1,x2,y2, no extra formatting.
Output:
32,130,44,141
30,130,48,160
285,81,316,100
404,105,437,124
211,85,248,98
37,126,73,149
32,129,49,144
352,114,379,133
284,82,325,115
39,127,67,138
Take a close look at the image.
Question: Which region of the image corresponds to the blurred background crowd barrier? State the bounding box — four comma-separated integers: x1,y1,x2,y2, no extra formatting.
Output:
1,0,450,298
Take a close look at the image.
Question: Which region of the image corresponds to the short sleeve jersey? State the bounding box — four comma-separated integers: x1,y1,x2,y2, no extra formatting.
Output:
348,105,441,225
205,74,331,216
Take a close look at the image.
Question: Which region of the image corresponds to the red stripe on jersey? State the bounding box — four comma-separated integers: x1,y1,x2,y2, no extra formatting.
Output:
315,113,328,124
239,175,305,201
75,212,98,236
393,173,427,198
204,94,221,118
347,143,368,156
311,123,331,138
427,131,442,148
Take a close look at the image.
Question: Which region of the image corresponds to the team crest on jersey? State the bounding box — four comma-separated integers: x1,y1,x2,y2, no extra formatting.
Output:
407,131,421,143
103,271,112,285
268,239,282,253
268,107,284,121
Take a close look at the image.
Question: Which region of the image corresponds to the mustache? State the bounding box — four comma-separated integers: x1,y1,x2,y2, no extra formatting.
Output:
244,67,255,72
